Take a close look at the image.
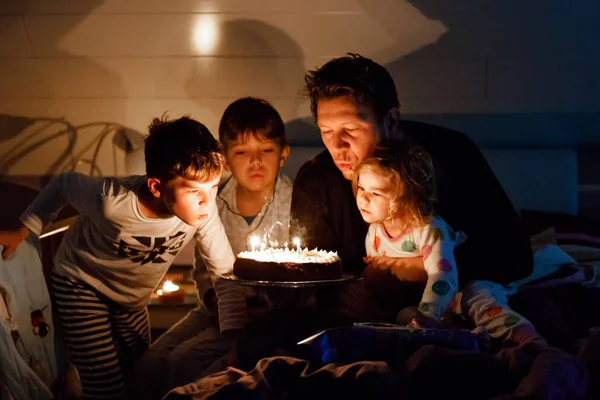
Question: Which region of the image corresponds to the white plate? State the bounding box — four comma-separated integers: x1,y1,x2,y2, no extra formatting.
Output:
219,272,362,288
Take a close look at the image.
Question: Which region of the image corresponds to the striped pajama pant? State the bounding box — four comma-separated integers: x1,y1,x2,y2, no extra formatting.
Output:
51,273,150,400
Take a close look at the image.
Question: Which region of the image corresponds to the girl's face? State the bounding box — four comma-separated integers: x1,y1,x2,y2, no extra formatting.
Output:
356,169,396,224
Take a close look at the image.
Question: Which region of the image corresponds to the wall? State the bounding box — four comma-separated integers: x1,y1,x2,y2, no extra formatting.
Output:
0,1,599,200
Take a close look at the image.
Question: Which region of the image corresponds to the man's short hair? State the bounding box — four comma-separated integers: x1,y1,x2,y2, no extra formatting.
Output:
304,53,400,123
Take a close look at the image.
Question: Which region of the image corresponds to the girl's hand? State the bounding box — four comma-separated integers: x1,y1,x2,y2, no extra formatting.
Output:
363,255,427,283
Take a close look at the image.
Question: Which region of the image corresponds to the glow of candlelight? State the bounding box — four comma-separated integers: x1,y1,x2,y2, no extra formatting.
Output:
250,236,260,252
284,242,288,251
293,237,300,258
157,280,179,296
260,242,266,252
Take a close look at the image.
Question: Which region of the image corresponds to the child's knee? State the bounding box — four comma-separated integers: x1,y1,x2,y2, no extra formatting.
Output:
461,280,509,310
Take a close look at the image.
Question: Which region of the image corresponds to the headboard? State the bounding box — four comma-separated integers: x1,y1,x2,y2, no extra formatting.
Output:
283,146,579,215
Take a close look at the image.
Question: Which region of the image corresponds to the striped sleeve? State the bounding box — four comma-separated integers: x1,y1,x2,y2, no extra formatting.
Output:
194,204,247,332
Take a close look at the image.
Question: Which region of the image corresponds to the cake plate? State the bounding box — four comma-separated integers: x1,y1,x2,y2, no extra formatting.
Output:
219,272,362,288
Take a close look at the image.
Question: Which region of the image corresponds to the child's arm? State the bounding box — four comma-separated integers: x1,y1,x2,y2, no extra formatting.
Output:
19,172,104,235
195,204,247,333
1,172,102,258
363,224,427,284
412,219,460,327
192,245,217,308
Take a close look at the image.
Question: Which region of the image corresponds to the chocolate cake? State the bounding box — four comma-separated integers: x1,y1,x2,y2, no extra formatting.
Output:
233,248,342,281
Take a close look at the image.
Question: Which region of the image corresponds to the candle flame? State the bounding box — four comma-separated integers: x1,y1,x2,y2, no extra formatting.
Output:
158,280,179,295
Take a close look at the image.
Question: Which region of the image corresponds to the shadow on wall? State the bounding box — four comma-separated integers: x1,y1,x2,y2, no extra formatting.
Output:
357,0,600,146
0,114,145,188
184,19,321,146
247,0,599,149
0,115,77,183
0,0,129,176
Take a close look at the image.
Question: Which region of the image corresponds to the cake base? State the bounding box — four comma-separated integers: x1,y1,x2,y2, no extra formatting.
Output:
233,258,343,282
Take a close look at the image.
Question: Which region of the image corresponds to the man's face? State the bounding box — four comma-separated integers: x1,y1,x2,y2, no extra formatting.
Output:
317,97,382,180
224,135,289,194
162,175,220,226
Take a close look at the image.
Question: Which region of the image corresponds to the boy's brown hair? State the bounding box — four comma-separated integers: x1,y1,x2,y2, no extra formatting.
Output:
145,115,224,182
353,140,437,230
218,97,287,148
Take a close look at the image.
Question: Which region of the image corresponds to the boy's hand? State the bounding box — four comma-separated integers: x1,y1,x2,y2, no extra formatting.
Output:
0,224,30,259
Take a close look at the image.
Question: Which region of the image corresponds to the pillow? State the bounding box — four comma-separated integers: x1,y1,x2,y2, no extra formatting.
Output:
529,227,557,248
558,244,600,264
555,233,600,248
520,210,600,250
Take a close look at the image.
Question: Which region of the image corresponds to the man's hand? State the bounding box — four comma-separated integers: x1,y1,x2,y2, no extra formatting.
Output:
0,224,30,259
363,255,427,284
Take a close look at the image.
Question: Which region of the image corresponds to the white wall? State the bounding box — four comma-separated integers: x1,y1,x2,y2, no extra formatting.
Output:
0,0,599,178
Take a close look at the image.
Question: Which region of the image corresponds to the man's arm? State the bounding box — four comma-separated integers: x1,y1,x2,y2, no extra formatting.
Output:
444,134,533,285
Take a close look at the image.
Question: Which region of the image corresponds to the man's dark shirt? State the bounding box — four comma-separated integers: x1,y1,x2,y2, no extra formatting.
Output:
290,120,533,287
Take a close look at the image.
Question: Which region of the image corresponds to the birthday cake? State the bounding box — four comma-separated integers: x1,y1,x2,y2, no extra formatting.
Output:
234,248,343,281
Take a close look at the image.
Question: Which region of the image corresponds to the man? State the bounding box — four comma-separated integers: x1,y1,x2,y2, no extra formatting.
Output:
290,53,533,293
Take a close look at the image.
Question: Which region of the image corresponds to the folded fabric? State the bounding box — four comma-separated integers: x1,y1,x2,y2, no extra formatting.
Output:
295,324,482,367
506,245,576,291
0,238,58,393
0,316,52,400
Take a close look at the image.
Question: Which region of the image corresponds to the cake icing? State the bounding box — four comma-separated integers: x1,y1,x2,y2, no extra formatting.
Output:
233,247,342,281
237,248,339,264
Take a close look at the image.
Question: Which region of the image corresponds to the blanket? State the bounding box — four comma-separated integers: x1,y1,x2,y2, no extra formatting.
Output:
165,244,597,400
164,342,587,400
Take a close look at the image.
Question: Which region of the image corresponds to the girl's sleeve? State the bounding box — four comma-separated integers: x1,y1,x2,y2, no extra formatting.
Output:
414,219,460,325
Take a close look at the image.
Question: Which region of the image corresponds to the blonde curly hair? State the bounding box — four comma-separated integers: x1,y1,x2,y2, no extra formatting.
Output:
353,140,437,230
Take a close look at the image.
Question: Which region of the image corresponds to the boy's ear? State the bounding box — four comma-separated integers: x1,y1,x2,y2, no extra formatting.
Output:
147,177,163,198
223,159,232,173
279,145,291,167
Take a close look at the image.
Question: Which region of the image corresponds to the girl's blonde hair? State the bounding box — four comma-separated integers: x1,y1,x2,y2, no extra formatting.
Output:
353,140,437,230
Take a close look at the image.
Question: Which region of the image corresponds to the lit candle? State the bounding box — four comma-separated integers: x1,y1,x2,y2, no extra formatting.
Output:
293,237,300,258
260,242,266,252
158,280,179,296
284,242,288,252
251,236,260,252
